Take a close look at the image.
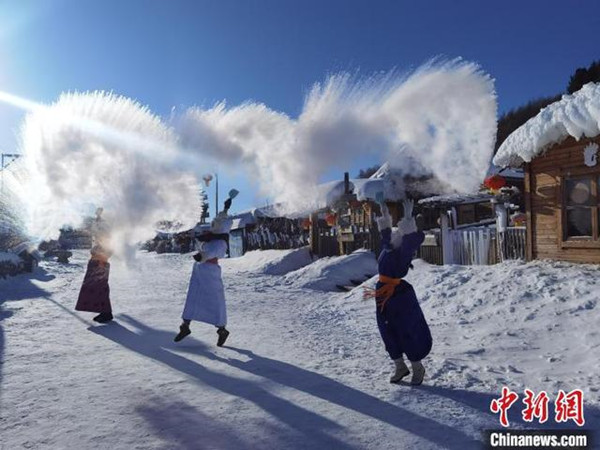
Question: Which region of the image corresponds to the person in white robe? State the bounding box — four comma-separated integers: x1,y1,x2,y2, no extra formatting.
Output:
174,201,233,346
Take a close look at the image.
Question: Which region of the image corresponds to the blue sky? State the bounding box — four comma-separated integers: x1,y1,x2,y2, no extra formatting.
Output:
1,0,600,213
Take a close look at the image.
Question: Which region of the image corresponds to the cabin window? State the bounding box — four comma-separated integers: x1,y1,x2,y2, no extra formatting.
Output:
475,202,494,222
457,204,475,225
563,176,597,240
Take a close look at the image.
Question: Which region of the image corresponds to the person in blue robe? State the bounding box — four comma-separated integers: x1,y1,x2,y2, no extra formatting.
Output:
372,199,432,385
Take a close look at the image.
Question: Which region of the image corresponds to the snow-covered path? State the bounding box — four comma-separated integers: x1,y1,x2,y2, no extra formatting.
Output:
1,250,598,449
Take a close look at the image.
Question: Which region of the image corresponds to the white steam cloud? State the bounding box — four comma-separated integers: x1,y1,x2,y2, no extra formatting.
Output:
13,58,496,254
177,59,497,213
20,91,201,256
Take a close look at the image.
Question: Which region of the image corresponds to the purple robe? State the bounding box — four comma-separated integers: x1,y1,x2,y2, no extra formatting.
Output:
75,259,112,314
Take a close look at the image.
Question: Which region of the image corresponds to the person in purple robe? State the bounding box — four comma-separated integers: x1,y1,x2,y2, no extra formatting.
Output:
75,207,114,323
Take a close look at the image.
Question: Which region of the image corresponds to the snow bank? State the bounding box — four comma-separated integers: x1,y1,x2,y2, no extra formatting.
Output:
282,249,377,291
494,82,600,167
224,247,313,275
341,258,600,398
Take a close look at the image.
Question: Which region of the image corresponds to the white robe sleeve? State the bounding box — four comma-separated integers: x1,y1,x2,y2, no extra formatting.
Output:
199,240,228,261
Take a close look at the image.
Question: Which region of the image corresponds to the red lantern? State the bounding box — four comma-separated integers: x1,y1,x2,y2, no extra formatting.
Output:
302,218,311,230
484,175,506,191
325,213,337,227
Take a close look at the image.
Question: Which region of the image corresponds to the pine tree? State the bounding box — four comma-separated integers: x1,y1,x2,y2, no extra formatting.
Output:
567,60,600,94
357,165,380,178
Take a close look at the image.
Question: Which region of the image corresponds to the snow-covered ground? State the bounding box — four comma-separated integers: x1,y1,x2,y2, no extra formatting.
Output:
1,249,598,449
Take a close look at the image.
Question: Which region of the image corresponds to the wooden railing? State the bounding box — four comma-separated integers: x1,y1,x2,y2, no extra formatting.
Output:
313,225,527,266
497,227,527,262
418,227,526,266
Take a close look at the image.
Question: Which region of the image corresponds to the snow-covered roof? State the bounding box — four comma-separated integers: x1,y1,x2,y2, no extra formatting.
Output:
192,223,211,234
316,162,516,209
418,192,494,207
315,178,385,205
486,164,524,179
231,218,245,230
351,178,385,202
315,180,347,207
367,163,406,201
494,82,600,167
229,211,257,228
315,164,406,207
251,205,282,218
368,162,392,180
230,204,290,227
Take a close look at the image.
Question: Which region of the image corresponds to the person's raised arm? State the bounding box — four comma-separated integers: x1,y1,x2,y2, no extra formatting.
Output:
376,203,393,250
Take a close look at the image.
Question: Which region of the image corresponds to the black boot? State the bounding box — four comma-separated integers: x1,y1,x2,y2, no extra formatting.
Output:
216,327,229,347
174,323,191,342
93,312,113,323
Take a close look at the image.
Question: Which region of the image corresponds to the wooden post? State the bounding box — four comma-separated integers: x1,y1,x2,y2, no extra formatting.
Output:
523,163,534,261
495,202,508,232
494,200,508,262
309,213,319,256
449,206,458,229
440,211,453,264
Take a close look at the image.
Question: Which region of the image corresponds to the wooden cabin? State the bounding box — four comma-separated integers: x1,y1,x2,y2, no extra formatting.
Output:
309,170,442,257
335,197,383,256
309,172,401,257
523,137,600,263
494,83,600,264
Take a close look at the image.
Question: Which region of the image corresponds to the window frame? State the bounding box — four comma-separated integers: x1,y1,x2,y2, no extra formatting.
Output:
559,168,600,248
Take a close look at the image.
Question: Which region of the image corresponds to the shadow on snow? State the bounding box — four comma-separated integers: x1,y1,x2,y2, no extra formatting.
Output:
136,396,255,450
91,314,481,449
0,267,55,398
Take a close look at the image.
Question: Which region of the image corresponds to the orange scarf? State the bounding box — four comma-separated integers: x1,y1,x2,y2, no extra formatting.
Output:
363,275,402,312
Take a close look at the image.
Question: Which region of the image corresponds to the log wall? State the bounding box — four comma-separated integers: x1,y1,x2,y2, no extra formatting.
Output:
527,137,600,263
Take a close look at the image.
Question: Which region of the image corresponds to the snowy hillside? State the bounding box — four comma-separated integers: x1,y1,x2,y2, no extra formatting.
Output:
1,250,598,449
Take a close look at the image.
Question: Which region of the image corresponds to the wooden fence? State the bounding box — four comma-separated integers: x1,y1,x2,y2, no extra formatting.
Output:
450,228,495,265
313,227,381,258
417,230,443,265
317,230,340,257
418,227,526,266
314,225,527,266
417,243,443,265
497,227,527,262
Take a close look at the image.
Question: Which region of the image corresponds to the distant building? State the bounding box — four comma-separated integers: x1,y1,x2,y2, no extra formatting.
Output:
308,166,443,257
229,206,308,257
